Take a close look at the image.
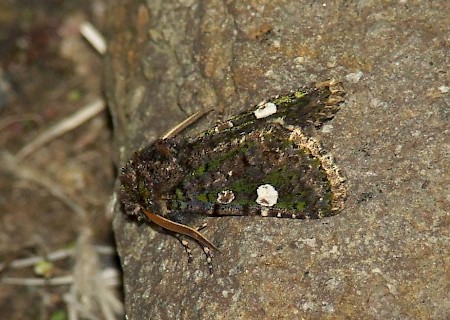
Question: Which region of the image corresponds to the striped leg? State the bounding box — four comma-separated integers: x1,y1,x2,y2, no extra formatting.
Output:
174,222,214,273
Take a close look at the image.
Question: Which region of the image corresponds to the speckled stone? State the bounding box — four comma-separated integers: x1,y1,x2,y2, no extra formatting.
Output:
105,1,449,319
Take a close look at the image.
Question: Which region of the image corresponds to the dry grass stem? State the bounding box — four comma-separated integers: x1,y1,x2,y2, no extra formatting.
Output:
1,151,86,217
0,245,116,271
80,22,107,55
15,98,105,161
1,275,74,286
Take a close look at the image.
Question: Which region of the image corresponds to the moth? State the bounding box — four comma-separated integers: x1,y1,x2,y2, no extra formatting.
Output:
120,80,347,272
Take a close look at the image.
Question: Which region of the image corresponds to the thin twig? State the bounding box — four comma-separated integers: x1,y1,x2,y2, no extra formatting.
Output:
1,151,86,218
0,268,120,287
0,245,116,271
1,275,74,286
15,99,105,160
80,22,107,55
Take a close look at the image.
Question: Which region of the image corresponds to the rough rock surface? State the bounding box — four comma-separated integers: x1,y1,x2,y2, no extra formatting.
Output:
105,1,449,319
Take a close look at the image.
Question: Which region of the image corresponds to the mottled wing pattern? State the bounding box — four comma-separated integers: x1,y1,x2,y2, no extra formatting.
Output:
119,80,347,267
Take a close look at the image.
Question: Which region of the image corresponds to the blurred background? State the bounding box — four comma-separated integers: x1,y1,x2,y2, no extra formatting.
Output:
0,1,122,319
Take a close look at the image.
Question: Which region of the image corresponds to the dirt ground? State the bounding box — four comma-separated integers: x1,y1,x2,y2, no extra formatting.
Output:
0,1,121,319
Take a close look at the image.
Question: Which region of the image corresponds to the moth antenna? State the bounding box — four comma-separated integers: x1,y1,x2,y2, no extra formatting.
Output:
161,108,213,139
142,209,220,252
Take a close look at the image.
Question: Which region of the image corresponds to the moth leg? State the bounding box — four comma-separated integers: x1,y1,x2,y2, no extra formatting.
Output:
173,233,214,273
194,223,214,274
173,233,194,263
202,246,214,274
173,222,208,264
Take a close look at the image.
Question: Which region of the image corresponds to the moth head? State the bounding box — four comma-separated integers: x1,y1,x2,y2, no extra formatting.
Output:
119,156,155,221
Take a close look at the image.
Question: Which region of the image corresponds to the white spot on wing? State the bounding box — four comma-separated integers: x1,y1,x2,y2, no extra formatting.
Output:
217,190,235,204
254,102,277,119
256,184,278,207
